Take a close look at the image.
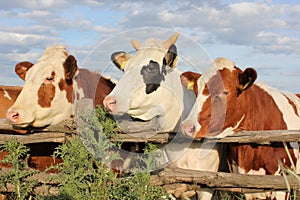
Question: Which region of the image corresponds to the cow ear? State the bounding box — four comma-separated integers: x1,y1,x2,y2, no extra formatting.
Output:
111,51,131,71
238,68,257,96
163,44,178,68
15,61,34,80
180,71,201,91
64,55,78,81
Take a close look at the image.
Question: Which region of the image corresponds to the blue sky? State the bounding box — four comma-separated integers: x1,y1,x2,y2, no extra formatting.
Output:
0,0,299,92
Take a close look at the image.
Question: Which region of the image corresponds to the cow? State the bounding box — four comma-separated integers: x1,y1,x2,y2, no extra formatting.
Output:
4,46,115,172
181,57,300,200
6,45,115,128
103,33,222,199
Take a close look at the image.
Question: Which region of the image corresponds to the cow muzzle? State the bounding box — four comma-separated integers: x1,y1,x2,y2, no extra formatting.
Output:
103,96,118,113
6,109,33,127
181,120,197,138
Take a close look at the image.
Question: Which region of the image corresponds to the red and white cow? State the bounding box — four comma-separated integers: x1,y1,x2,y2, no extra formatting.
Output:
181,57,300,200
6,45,115,128
4,46,115,172
103,33,222,199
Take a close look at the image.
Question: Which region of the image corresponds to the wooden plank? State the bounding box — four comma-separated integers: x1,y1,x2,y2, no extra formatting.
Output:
214,130,300,144
110,130,300,144
152,167,300,190
0,118,75,134
110,132,171,144
0,118,74,144
1,167,298,196
0,132,68,144
2,117,300,144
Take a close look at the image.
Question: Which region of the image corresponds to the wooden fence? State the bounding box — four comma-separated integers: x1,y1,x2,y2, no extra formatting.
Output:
1,117,300,197
1,98,300,197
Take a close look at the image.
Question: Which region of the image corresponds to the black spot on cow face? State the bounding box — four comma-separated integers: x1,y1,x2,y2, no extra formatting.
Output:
140,60,166,94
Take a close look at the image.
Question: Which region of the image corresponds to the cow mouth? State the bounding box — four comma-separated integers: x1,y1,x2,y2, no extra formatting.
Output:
114,114,161,135
8,120,33,129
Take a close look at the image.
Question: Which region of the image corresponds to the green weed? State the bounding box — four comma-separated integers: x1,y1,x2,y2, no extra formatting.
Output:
0,138,39,200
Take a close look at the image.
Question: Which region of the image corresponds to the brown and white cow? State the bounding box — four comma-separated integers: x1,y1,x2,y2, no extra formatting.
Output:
104,33,222,199
6,45,115,128
4,46,115,173
181,57,300,200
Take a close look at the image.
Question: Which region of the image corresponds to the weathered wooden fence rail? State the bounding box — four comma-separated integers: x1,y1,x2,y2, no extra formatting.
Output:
1,118,300,196
1,118,300,144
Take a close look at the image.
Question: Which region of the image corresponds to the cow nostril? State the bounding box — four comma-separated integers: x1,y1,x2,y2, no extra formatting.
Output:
181,123,196,138
12,112,19,120
188,125,195,133
6,111,20,123
104,97,117,112
109,99,116,106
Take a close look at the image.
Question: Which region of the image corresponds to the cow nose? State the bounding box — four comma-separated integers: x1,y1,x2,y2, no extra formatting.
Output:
103,96,117,112
6,110,20,124
181,122,196,138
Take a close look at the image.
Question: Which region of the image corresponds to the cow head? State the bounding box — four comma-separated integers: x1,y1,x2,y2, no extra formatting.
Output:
103,33,193,132
6,45,79,128
181,57,257,139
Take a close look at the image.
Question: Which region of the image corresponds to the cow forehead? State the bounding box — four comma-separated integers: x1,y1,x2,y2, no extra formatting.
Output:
25,60,66,83
125,45,166,71
25,45,69,82
201,57,236,83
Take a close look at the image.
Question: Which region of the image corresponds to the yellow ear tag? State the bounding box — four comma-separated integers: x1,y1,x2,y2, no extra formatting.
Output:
242,77,252,90
121,61,126,70
187,81,195,90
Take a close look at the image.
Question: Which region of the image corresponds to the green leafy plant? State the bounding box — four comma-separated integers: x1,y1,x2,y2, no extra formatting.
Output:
46,137,168,200
111,171,169,200
95,105,120,139
44,107,169,200
45,106,121,200
110,142,169,200
47,137,117,200
0,138,39,200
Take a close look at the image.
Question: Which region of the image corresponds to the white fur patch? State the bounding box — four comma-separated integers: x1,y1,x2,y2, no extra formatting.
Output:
201,57,235,83
257,82,300,129
3,89,12,101
214,115,245,138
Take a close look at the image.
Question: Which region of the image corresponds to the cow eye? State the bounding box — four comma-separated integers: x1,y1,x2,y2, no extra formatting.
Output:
148,65,156,71
223,90,229,95
44,76,54,84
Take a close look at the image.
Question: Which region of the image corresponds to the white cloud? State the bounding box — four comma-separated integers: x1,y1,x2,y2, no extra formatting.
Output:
0,0,299,92
0,31,62,53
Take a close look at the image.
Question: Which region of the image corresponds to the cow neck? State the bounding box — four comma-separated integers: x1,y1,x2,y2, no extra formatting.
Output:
228,84,288,132
75,69,115,107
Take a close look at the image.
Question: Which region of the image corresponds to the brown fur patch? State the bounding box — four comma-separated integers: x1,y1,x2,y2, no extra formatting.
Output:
63,55,78,82
229,143,297,174
38,83,55,107
58,79,74,103
284,94,299,117
180,71,201,95
75,69,115,106
15,61,34,80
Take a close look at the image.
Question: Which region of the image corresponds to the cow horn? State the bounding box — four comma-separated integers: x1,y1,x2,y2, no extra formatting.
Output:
163,32,179,49
130,39,140,50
